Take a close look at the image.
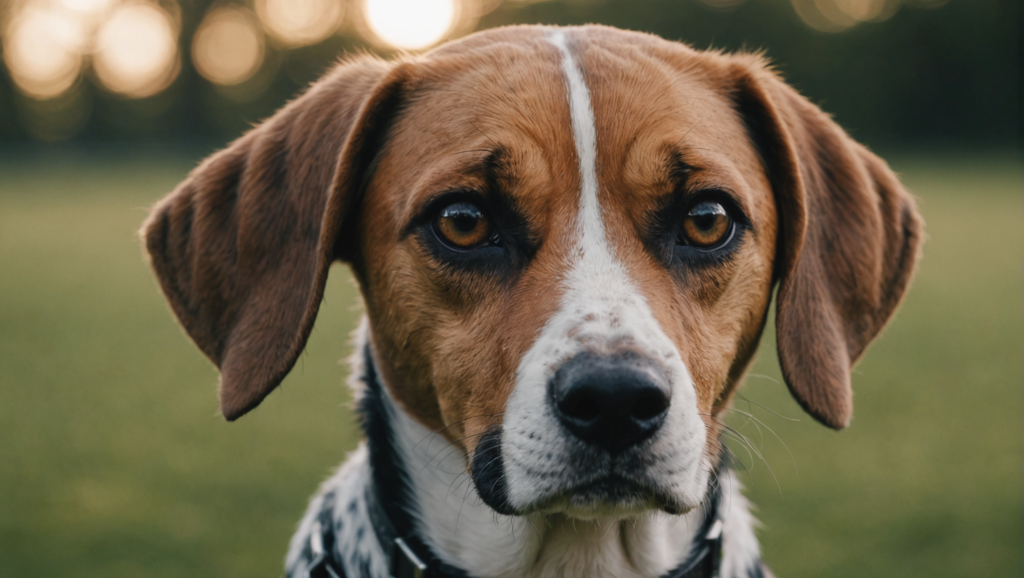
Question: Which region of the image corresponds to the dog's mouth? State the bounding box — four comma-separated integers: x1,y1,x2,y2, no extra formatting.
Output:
529,475,688,518
471,427,695,518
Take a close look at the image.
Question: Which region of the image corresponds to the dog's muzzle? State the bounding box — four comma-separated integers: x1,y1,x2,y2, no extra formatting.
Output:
472,351,682,516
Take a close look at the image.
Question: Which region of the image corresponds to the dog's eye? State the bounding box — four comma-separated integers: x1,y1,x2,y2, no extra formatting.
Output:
680,201,733,249
434,202,494,250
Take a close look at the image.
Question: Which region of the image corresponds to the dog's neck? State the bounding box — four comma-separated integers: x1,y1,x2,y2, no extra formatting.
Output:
381,373,701,578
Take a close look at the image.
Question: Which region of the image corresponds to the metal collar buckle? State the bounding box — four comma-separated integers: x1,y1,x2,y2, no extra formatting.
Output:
306,520,342,578
391,537,428,578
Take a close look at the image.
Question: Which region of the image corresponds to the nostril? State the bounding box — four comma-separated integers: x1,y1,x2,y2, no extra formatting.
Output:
631,389,670,421
558,390,601,422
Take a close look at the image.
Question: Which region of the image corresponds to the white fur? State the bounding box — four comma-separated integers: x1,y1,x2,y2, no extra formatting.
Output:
501,29,709,519
717,468,764,578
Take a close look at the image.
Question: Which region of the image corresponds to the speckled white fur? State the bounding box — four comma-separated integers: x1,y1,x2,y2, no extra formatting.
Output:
285,444,389,577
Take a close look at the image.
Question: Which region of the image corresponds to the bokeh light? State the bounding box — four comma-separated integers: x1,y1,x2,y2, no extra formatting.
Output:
364,0,457,50
192,6,265,86
834,0,894,22
59,0,114,14
254,0,344,48
792,0,949,32
0,0,968,136
93,2,180,98
3,5,86,99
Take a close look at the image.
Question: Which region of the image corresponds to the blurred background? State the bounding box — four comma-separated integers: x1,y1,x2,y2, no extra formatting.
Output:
0,0,1019,146
0,0,1020,577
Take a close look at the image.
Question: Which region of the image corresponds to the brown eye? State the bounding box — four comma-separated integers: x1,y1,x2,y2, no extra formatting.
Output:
681,201,732,249
435,202,493,249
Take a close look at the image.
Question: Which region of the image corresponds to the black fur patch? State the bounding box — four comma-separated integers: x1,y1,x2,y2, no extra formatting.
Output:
357,345,418,541
470,426,516,515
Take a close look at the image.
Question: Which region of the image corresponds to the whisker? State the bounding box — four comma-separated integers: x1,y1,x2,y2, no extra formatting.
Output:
416,430,490,477
718,432,753,471
525,516,542,539
446,471,469,499
430,432,491,472
455,478,473,531
722,426,781,496
725,407,798,473
735,393,800,421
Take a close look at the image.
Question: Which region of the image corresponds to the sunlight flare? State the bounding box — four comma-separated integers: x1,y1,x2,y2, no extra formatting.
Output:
364,0,457,50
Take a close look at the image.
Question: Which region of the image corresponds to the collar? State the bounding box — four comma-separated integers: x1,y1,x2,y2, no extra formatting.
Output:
304,343,726,578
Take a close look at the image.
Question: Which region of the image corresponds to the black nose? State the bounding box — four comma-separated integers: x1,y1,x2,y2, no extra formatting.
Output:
549,352,671,454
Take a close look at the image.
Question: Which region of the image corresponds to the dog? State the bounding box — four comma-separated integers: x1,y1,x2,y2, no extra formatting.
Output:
142,25,922,578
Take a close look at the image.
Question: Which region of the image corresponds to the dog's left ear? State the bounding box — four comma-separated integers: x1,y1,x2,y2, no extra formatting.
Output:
142,57,410,420
728,56,923,430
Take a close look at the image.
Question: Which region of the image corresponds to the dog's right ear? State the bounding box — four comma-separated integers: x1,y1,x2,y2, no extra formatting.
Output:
141,57,410,421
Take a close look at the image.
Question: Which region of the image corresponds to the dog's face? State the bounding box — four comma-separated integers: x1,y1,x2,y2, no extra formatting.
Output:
143,26,921,520
352,30,777,516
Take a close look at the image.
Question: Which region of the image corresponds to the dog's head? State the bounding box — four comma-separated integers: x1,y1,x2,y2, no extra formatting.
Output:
143,26,921,519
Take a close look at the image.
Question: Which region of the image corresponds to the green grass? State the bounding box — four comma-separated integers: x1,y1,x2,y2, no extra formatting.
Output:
0,150,1019,577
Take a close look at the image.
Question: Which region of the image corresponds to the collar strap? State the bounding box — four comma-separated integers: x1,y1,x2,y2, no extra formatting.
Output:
661,470,726,578
364,473,469,578
306,487,724,578
302,491,463,578
663,503,724,578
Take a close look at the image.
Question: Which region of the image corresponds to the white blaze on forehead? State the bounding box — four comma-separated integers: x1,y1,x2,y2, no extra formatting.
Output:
542,29,645,321
496,30,709,515
548,29,603,246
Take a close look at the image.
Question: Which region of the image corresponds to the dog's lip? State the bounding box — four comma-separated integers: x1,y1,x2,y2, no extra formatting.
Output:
568,474,648,494
524,474,691,516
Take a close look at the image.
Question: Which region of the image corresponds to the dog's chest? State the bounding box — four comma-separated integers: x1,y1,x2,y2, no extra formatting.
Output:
286,448,691,578
285,425,762,578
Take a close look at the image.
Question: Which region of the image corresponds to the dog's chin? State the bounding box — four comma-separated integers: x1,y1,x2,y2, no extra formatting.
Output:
522,477,697,521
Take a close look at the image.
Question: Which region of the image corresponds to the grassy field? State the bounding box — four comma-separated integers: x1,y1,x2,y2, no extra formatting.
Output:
0,150,1020,577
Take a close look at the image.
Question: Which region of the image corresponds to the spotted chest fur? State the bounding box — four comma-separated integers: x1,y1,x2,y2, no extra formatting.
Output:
285,446,389,578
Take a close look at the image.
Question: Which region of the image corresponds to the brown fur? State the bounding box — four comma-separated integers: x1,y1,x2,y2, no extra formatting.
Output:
141,25,921,460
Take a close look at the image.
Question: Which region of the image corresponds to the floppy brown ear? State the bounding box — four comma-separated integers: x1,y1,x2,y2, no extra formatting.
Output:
730,57,923,429
141,57,409,420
